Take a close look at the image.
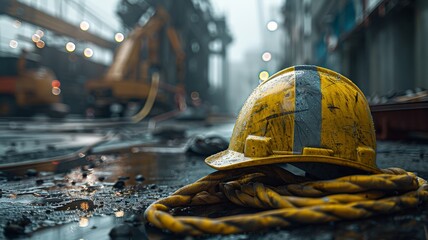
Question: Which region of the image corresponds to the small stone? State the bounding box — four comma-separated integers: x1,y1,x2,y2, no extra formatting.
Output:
109,224,133,237
113,180,125,189
26,169,38,177
135,174,145,182
86,186,99,192
4,223,25,237
12,176,23,181
124,214,141,226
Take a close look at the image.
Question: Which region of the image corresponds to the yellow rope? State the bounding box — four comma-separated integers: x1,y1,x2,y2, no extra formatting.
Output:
144,165,428,235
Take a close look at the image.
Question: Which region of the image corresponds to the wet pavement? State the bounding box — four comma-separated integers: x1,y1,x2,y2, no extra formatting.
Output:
0,152,212,239
0,117,428,239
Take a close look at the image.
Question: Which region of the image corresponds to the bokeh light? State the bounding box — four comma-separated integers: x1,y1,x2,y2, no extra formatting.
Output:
65,42,76,52
267,21,278,31
84,48,93,58
79,217,89,228
80,21,90,31
259,71,270,81
262,52,272,62
9,40,18,48
32,34,41,43
191,91,200,100
52,87,61,95
114,33,124,42
51,80,61,88
36,40,45,48
114,210,124,218
36,29,44,37
13,20,21,28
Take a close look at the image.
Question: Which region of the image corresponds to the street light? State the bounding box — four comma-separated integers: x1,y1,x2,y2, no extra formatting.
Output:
84,48,93,58
36,40,45,49
32,34,41,43
80,21,90,31
36,29,44,37
13,20,21,28
52,87,61,95
114,33,124,42
267,21,278,31
66,42,76,52
259,71,270,81
9,40,18,48
262,52,272,62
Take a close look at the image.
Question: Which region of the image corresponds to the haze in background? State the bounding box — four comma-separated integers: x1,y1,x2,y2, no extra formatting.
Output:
85,0,285,114
213,0,285,113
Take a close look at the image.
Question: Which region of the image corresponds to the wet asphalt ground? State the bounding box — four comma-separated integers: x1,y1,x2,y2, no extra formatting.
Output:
0,117,428,239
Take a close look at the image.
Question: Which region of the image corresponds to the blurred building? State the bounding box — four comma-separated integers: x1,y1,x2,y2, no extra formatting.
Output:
0,1,118,63
0,0,118,114
0,0,231,116
281,0,428,101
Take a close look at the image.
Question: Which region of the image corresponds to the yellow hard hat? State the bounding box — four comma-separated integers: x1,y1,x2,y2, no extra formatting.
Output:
206,65,381,179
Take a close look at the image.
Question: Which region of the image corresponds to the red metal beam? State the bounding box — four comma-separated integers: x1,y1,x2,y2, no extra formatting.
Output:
370,101,428,139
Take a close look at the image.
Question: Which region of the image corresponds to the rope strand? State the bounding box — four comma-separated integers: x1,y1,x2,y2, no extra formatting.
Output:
144,165,428,235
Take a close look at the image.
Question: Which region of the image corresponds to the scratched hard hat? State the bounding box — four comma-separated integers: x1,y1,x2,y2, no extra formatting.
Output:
206,65,381,179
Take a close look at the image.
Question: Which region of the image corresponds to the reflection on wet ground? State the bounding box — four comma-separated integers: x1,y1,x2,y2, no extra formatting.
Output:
25,214,147,240
0,149,215,239
89,152,214,186
1,119,428,239
3,148,428,239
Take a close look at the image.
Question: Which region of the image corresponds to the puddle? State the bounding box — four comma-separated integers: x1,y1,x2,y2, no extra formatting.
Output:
23,214,148,240
88,152,213,186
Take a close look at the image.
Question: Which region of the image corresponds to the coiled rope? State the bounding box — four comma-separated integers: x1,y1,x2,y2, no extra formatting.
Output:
144,165,428,235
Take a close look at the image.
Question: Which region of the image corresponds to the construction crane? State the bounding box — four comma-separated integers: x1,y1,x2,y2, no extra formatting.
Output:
85,6,185,118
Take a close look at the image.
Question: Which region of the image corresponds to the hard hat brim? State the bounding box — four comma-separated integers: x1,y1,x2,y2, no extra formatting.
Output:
205,149,382,179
